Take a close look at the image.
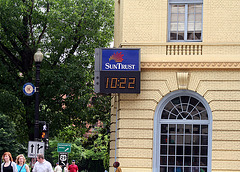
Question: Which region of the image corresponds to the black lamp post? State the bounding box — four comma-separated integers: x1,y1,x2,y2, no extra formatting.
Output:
34,48,43,141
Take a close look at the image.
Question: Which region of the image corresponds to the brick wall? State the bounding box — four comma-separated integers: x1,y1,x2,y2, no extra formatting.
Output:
110,0,240,171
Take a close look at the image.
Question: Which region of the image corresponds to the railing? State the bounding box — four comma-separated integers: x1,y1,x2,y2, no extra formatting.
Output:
166,45,202,55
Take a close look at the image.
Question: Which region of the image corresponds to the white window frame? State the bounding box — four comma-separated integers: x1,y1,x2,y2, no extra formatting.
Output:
152,90,212,172
168,0,203,42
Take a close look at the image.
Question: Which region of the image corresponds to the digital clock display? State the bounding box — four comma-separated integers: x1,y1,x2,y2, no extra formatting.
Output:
98,71,140,93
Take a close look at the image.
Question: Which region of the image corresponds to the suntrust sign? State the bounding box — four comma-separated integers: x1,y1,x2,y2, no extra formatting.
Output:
101,49,140,71
94,48,141,94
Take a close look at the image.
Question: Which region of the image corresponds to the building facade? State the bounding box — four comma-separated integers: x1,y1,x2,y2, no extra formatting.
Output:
110,0,240,171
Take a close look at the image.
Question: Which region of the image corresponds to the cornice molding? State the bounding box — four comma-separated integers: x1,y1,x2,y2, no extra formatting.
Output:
141,62,240,69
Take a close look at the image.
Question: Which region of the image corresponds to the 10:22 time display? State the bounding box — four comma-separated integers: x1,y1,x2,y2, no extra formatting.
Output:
105,77,136,89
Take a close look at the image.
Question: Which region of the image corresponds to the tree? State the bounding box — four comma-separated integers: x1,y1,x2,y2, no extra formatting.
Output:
0,113,26,158
0,0,113,141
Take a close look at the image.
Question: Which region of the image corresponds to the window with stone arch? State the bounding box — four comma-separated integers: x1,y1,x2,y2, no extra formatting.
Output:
153,90,212,172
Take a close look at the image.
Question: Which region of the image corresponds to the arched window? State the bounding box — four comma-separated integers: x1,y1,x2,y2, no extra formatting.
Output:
153,90,212,172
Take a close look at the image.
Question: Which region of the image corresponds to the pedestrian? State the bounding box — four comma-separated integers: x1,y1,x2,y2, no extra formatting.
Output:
54,162,62,172
15,154,30,172
113,162,122,172
32,154,53,172
1,152,18,172
68,160,78,172
63,163,68,172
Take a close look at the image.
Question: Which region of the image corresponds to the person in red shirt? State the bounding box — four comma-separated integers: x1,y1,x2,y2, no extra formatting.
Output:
68,160,78,172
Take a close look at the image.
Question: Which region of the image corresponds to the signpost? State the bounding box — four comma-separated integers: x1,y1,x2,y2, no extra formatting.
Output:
57,143,71,153
59,152,68,166
28,141,45,158
57,143,71,167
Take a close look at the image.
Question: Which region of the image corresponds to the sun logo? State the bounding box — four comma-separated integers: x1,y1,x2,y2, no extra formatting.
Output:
109,52,124,62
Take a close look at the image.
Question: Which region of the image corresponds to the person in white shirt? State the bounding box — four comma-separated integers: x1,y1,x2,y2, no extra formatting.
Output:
32,154,53,172
54,162,62,172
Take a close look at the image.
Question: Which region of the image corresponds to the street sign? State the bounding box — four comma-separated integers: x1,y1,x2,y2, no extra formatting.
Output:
57,143,71,153
59,152,68,166
23,83,35,96
28,141,45,158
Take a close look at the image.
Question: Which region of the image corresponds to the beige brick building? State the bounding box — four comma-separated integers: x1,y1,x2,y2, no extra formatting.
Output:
110,0,240,172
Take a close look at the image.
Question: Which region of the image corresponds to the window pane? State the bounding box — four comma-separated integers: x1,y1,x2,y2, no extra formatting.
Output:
177,146,183,155
161,135,168,144
177,135,184,144
200,111,208,120
184,156,191,166
193,135,200,145
169,135,176,144
195,4,202,13
176,156,183,165
161,124,168,133
169,145,175,155
201,157,207,166
177,124,184,134
201,125,208,134
195,23,202,31
193,114,200,120
176,167,183,172
162,110,169,119
192,167,199,172
179,14,185,22
172,97,180,105
188,23,194,31
161,145,167,154
168,167,175,172
178,5,185,13
187,32,194,40
170,114,177,119
188,5,195,13
178,32,184,40
160,156,167,165
184,167,191,172
171,14,178,22
193,125,200,134
185,125,192,134
185,146,191,155
185,135,192,144
171,5,178,13
169,124,176,134
178,23,185,31
171,23,178,31
201,135,208,145
201,146,208,155
160,167,167,172
192,157,199,166
193,146,199,155
196,13,202,22
165,102,174,111
188,13,195,22
168,156,175,165
181,96,189,103
190,97,199,106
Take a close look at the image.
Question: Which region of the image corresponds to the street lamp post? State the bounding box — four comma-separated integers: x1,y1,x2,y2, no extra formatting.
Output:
34,48,43,141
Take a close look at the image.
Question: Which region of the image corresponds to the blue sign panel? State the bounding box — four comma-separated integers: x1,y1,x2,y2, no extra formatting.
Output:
23,83,35,96
101,49,140,71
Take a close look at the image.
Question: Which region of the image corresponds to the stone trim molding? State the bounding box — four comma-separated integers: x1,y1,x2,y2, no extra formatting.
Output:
177,72,189,89
141,62,240,69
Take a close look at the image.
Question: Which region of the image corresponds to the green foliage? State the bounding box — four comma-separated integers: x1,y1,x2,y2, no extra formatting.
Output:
0,0,113,169
0,90,28,143
0,0,113,139
46,126,110,171
0,113,27,158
